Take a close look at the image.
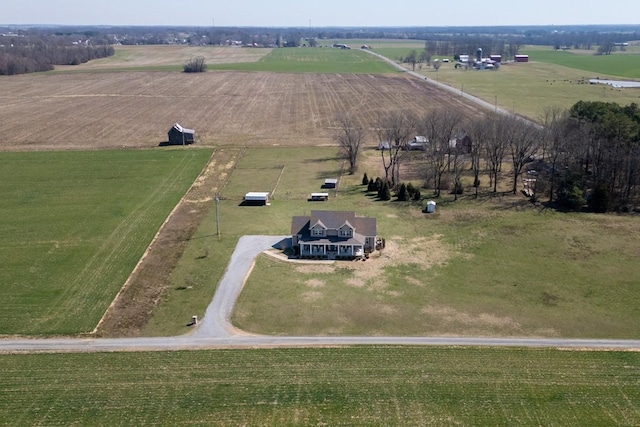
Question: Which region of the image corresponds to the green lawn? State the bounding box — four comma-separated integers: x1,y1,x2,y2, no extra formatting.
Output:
139,147,640,339
0,347,638,425
0,148,212,335
207,47,398,73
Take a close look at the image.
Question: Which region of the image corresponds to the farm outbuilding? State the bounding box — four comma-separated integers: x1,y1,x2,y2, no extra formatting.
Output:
310,192,329,201
426,200,437,213
243,192,270,205
515,55,529,63
323,179,338,189
167,123,195,145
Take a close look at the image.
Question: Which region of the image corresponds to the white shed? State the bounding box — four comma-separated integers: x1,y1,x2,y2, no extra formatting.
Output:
426,200,436,213
244,192,270,205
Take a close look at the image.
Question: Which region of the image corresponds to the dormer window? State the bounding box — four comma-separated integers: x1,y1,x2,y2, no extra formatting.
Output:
312,228,325,236
340,228,352,237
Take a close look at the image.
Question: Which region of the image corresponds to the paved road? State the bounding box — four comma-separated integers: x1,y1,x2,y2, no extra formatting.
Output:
1,235,640,352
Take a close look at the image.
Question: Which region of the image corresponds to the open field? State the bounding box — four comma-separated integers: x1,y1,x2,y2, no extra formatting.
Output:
0,347,638,425
208,47,398,73
0,148,212,335
415,60,640,120
131,146,640,339
0,70,485,151
54,45,271,72
521,45,640,79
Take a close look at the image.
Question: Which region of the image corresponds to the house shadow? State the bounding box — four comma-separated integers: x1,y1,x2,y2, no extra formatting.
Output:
238,201,268,206
272,237,292,251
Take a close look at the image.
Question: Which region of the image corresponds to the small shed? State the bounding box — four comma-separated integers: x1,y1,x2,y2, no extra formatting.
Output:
168,123,195,145
515,54,529,63
426,200,437,213
323,179,338,189
243,192,270,205
310,192,329,201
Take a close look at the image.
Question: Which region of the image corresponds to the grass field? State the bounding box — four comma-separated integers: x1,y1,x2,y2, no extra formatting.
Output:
416,60,640,120
207,47,398,73
135,147,640,339
0,148,212,335
0,347,638,425
521,45,640,79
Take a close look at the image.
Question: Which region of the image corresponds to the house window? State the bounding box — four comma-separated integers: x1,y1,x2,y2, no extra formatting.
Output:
312,228,324,236
340,228,351,237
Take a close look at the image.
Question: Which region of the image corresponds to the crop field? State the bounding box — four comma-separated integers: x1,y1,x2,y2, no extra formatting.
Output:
0,148,212,335
0,347,638,425
54,45,271,72
0,70,485,151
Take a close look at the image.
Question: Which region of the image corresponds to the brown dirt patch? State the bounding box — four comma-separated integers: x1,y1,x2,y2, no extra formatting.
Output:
0,71,486,151
94,148,244,337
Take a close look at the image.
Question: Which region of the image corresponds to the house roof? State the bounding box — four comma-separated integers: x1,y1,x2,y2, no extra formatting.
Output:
291,210,377,237
172,123,195,134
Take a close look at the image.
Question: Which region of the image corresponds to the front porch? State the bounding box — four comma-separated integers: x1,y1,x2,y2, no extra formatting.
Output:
299,243,365,260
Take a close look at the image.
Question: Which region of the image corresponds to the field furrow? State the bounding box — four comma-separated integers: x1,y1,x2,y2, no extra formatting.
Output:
0,71,485,151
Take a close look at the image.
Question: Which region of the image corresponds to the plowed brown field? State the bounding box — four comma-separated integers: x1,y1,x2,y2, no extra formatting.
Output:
0,71,486,151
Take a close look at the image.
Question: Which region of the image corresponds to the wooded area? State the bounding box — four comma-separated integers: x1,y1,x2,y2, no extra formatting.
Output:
0,33,113,75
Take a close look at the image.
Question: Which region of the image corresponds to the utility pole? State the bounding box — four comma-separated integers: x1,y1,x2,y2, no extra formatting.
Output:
215,193,220,237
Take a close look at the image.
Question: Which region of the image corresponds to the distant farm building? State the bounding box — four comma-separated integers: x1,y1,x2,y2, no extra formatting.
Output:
243,192,270,205
490,54,502,62
515,55,529,63
167,123,195,145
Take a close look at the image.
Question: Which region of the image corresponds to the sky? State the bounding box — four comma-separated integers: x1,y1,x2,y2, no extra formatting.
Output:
3,0,640,27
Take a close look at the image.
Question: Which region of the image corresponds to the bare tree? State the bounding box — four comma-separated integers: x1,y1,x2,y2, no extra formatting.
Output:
485,114,508,193
507,117,542,194
375,111,417,187
422,109,463,197
465,116,489,198
541,107,571,202
334,112,366,174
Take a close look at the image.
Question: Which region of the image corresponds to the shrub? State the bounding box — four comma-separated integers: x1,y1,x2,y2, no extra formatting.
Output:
397,183,409,201
362,172,369,186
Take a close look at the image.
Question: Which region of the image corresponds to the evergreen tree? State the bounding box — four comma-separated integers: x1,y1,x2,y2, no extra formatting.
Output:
397,183,409,201
362,172,369,185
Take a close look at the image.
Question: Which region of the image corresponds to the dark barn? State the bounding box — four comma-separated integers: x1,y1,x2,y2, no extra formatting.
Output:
167,123,195,145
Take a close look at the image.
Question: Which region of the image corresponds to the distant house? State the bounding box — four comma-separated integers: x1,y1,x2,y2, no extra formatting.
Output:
167,123,195,145
291,210,378,259
405,135,428,151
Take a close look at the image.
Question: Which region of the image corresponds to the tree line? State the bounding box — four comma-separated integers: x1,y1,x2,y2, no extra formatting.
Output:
336,101,640,213
0,34,114,75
